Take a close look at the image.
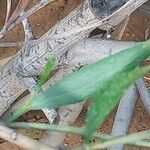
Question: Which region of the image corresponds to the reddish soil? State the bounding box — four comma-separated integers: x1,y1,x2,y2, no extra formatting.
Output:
0,0,150,150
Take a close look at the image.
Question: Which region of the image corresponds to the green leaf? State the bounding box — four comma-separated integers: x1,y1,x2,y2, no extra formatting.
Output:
84,66,150,142
9,40,150,121
37,58,55,88
29,41,150,109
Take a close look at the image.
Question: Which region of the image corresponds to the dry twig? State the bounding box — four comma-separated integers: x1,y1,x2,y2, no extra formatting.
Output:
0,122,56,150
0,0,55,38
5,0,12,25
136,78,150,113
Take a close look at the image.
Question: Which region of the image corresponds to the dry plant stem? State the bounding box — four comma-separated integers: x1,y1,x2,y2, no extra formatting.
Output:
8,0,30,21
0,122,56,150
136,78,150,113
111,16,130,40
109,85,138,150
21,11,34,41
66,39,138,67
42,102,85,146
0,0,55,38
5,0,12,25
0,0,148,47
1,0,30,38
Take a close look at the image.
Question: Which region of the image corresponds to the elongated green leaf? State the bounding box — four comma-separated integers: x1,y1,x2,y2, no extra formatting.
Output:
9,41,150,121
29,41,150,109
84,66,150,142
37,58,55,88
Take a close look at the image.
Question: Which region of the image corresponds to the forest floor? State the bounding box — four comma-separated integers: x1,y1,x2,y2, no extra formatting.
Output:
0,0,150,150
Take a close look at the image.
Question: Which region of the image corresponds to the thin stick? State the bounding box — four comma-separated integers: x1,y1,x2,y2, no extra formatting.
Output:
0,122,56,150
0,0,147,45
0,0,55,38
4,0,12,25
111,16,130,40
21,10,34,41
8,0,30,21
109,85,138,150
1,0,30,37
136,78,150,113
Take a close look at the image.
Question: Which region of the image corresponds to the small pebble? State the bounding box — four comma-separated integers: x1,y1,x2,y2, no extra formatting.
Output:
106,34,111,39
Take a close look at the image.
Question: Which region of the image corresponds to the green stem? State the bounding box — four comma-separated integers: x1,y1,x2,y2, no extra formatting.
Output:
90,130,150,149
134,140,150,147
9,122,150,149
8,106,28,122
8,94,36,122
9,122,110,140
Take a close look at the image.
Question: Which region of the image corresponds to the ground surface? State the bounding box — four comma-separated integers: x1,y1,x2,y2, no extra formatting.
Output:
0,0,150,150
